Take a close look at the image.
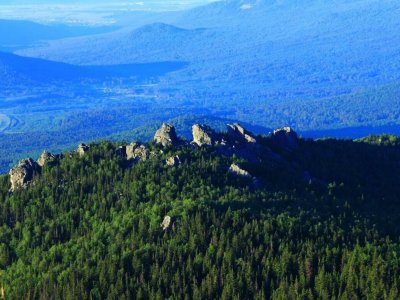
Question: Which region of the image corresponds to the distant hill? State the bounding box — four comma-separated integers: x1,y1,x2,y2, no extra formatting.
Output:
0,51,188,86
17,0,400,94
0,19,117,52
17,23,210,65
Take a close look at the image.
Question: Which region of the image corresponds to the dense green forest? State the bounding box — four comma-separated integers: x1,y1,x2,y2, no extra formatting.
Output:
0,132,400,299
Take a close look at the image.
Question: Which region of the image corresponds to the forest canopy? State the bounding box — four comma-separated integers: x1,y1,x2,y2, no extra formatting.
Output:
0,132,399,299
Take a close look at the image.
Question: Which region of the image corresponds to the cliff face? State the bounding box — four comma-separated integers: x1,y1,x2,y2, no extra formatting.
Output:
154,123,180,147
9,158,40,192
192,124,221,146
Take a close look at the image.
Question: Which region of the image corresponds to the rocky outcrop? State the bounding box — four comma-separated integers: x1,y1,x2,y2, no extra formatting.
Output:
161,216,172,231
227,123,257,144
154,123,179,147
9,158,40,192
116,142,156,164
271,127,298,149
192,124,220,146
228,163,262,188
77,143,89,157
166,155,181,167
126,142,151,162
228,163,252,178
37,151,56,167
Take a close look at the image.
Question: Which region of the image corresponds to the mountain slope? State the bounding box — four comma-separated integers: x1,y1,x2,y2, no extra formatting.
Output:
17,23,210,65
17,0,400,93
0,125,400,298
0,19,116,52
0,51,188,86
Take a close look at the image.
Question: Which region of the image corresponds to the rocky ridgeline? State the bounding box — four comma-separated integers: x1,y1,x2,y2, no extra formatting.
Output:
8,122,299,192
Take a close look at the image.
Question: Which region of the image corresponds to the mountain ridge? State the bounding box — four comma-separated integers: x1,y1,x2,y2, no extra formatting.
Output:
1,120,400,298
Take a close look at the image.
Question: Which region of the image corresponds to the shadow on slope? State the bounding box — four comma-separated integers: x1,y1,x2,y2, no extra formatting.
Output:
0,51,188,85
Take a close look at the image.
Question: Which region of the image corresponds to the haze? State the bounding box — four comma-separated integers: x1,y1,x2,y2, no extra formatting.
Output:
0,0,217,24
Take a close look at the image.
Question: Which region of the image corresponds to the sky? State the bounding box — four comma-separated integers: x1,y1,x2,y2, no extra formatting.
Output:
0,0,214,4
0,0,217,25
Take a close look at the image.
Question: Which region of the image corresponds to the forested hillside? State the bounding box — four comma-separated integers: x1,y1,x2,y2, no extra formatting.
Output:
0,124,399,299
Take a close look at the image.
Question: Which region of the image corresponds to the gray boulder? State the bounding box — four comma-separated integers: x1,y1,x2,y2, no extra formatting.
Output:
9,158,40,192
272,127,298,149
77,143,89,157
228,163,252,178
227,123,257,144
126,142,152,162
192,124,219,146
166,155,181,167
37,150,56,167
154,123,179,147
161,216,172,231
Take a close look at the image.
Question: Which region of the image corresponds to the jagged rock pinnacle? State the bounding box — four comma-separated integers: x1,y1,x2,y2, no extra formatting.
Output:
9,158,40,192
227,123,257,144
192,124,220,146
154,123,179,147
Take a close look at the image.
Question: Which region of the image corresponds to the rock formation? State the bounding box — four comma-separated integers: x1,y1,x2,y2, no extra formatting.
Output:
166,155,181,167
228,163,252,178
154,123,179,147
227,123,257,144
9,158,40,192
192,124,219,146
272,127,298,149
161,216,172,231
126,142,151,162
37,150,56,167
77,144,90,157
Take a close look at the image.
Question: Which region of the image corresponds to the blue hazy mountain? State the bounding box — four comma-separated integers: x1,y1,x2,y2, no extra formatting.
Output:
17,23,210,65
18,0,400,94
0,19,117,52
0,51,187,86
